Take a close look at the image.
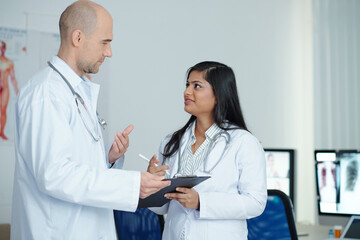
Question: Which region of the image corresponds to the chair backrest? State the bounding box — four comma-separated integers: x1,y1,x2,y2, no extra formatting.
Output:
247,189,298,240
114,208,164,240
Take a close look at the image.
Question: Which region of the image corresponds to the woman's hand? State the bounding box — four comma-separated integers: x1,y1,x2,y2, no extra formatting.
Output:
165,187,200,209
147,154,170,176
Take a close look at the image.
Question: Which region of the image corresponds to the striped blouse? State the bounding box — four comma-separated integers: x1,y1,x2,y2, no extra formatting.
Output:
177,121,222,176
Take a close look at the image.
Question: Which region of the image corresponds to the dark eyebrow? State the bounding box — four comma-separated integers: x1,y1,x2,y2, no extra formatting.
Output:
102,39,112,43
187,80,203,84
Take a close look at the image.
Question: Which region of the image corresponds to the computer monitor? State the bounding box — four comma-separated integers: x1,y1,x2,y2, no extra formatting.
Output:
264,149,295,204
315,150,360,216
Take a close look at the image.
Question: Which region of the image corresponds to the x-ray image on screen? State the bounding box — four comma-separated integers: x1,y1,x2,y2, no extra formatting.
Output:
315,150,360,215
316,161,337,203
338,153,360,215
315,151,340,214
345,160,358,191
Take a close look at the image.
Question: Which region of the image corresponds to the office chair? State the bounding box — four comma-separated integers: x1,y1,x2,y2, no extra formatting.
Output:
114,208,164,240
247,189,298,240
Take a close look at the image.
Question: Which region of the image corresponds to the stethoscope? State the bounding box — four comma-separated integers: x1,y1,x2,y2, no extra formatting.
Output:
174,130,231,176
47,61,107,142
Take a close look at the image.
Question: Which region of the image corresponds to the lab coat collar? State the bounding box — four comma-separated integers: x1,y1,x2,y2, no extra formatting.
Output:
81,75,100,112
178,123,193,158
50,55,83,89
50,56,101,114
181,120,225,148
189,120,222,141
179,122,196,153
81,75,100,101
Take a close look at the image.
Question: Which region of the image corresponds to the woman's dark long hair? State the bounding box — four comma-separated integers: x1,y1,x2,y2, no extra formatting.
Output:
162,61,249,159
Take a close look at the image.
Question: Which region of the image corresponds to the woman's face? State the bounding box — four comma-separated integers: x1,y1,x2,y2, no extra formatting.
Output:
184,70,216,119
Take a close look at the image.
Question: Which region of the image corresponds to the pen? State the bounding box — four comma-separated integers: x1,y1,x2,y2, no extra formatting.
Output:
138,153,169,175
138,154,158,166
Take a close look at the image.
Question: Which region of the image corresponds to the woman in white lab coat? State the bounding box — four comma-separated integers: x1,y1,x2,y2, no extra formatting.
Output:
148,61,267,239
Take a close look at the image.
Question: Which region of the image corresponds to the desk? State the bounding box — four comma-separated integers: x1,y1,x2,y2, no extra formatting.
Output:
296,223,333,240
0,224,10,240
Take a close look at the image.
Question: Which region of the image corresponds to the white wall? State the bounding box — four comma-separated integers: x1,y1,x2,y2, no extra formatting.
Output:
0,0,315,224
314,0,360,149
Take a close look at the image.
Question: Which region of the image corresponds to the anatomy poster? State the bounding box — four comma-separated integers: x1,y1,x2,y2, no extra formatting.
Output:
0,27,60,142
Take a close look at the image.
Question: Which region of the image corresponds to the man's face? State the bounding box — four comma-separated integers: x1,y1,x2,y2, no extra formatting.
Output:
77,11,113,75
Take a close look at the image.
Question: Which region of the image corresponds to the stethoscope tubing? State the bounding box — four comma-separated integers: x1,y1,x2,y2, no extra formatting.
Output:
174,130,231,175
47,61,106,141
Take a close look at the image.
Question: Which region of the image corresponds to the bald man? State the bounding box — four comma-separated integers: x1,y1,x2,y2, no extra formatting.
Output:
11,1,169,239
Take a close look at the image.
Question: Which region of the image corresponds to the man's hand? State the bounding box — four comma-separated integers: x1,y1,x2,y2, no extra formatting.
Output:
140,172,170,199
147,154,170,176
108,125,134,164
165,187,199,209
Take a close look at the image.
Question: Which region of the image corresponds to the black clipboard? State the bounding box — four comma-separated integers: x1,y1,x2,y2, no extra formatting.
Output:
137,176,211,208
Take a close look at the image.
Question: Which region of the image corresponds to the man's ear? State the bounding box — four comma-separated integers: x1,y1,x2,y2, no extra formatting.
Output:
71,30,84,47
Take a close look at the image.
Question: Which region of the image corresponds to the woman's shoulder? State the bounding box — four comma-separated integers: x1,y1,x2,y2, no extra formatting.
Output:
227,127,261,146
161,133,173,144
223,123,248,136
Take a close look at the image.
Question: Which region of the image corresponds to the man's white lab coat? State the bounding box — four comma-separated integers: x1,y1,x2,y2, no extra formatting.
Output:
11,56,140,240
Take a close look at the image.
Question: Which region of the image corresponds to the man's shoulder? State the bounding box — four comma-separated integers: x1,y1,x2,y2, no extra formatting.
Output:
18,67,69,105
